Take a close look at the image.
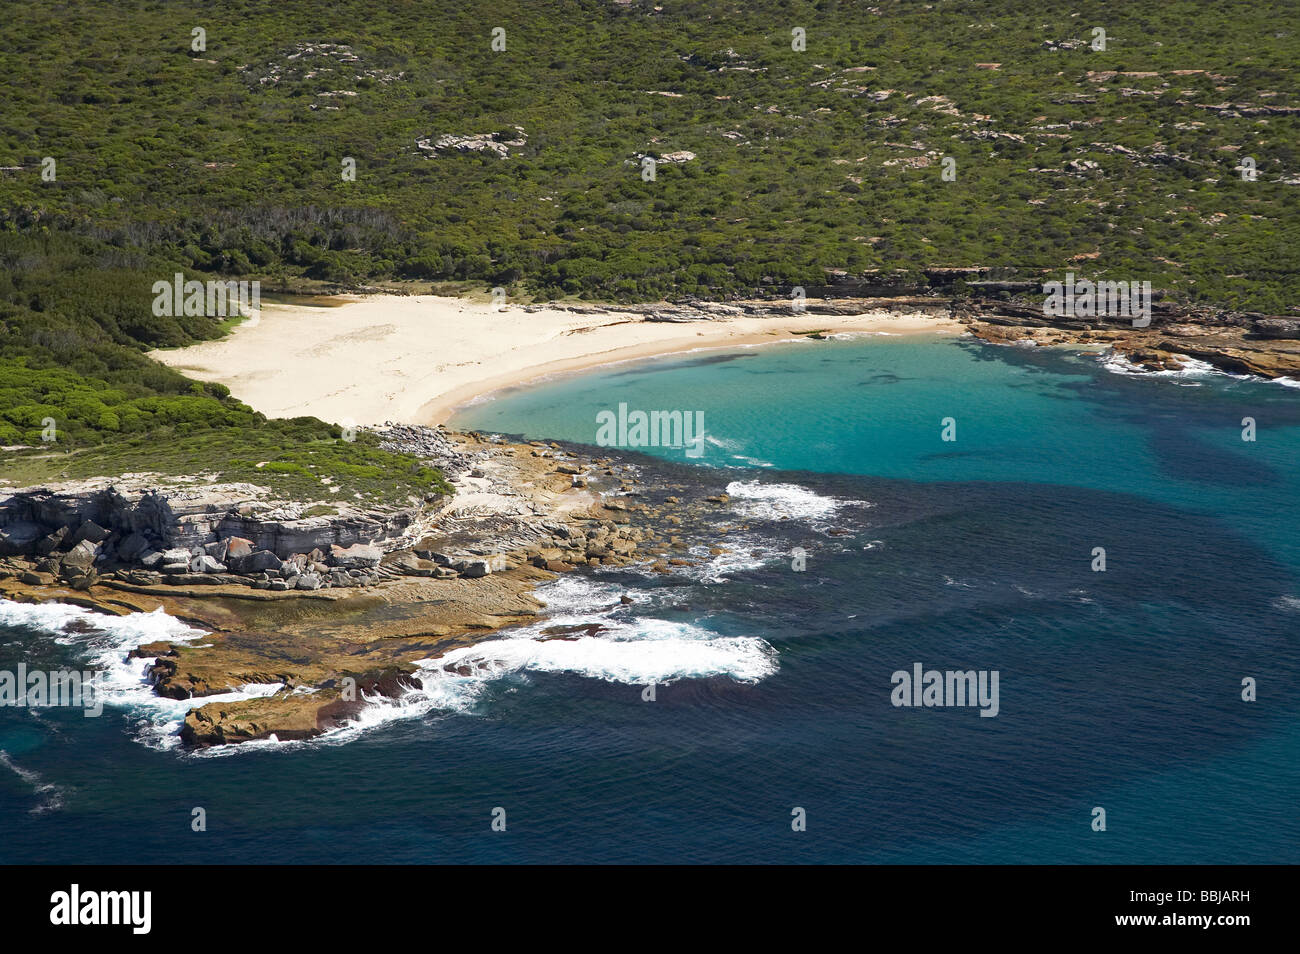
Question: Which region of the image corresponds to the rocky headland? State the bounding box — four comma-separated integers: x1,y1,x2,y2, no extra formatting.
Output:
542,276,1300,382
0,428,738,747
5,278,1296,749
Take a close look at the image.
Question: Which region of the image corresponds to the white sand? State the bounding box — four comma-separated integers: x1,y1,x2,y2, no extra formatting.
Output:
150,295,959,426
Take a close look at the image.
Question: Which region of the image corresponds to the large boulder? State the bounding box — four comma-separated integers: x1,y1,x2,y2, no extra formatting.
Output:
456,556,505,579
0,520,45,556
70,519,111,545
387,552,438,577
117,532,151,562
192,554,227,574
223,536,254,567
239,549,281,573
60,540,100,574
330,543,382,569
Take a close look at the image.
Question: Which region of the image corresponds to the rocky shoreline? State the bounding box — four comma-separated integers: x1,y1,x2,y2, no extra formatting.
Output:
522,274,1300,382
952,300,1300,381
0,429,736,748
3,282,1296,748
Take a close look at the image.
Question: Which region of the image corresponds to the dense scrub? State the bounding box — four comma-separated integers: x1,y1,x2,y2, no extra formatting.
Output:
0,1,1296,485
3,0,1296,306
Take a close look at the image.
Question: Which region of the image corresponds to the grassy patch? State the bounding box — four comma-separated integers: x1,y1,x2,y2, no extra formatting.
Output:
2,427,451,505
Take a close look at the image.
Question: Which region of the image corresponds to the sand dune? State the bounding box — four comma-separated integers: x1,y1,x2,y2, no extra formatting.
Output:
150,295,959,426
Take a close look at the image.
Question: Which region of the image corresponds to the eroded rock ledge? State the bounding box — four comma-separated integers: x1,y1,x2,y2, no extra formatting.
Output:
953,301,1300,380
542,285,1300,382
1,431,732,748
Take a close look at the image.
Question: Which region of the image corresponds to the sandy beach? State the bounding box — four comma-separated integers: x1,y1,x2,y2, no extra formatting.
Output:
151,295,960,426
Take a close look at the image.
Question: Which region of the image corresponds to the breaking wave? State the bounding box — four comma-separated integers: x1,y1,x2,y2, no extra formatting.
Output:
0,599,283,751
724,479,869,522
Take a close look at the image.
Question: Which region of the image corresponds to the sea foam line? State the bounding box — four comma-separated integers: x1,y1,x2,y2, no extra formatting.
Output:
1,599,282,750
724,479,870,521
326,575,778,740
0,749,68,814
3,573,779,753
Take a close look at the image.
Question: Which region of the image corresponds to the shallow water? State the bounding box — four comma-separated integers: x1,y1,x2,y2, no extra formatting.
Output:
3,334,1296,863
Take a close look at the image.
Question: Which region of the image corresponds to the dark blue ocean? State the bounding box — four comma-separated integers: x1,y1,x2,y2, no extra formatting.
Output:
3,333,1298,863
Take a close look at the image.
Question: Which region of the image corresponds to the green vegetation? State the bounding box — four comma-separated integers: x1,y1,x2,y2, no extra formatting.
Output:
3,0,1296,306
0,1,1296,487
0,419,452,503
0,232,450,500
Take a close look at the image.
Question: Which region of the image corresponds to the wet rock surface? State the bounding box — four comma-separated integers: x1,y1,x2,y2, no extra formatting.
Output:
0,431,731,748
953,297,1300,380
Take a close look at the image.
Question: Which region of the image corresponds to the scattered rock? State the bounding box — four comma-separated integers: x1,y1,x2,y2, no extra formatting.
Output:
60,540,100,573
192,554,227,574
71,519,111,545
1252,318,1300,340
331,543,383,569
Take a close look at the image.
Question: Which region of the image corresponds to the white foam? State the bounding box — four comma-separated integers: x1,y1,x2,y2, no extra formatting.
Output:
423,618,776,685
724,479,868,521
1,599,283,750
3,573,779,753
702,435,774,468
299,574,779,742
697,547,772,582
1099,349,1296,390
194,575,778,751
706,435,744,452
1099,350,1219,381
0,599,202,647
662,536,775,584
0,750,67,814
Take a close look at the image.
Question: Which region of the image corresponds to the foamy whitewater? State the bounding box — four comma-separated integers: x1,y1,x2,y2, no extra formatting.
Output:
1098,349,1300,390
300,574,778,748
725,479,870,522
1,573,778,753
156,480,859,749
0,600,283,750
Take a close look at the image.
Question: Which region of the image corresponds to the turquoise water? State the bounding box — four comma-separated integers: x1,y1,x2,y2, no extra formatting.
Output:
455,333,1300,862
2,332,1297,863
457,335,1300,565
